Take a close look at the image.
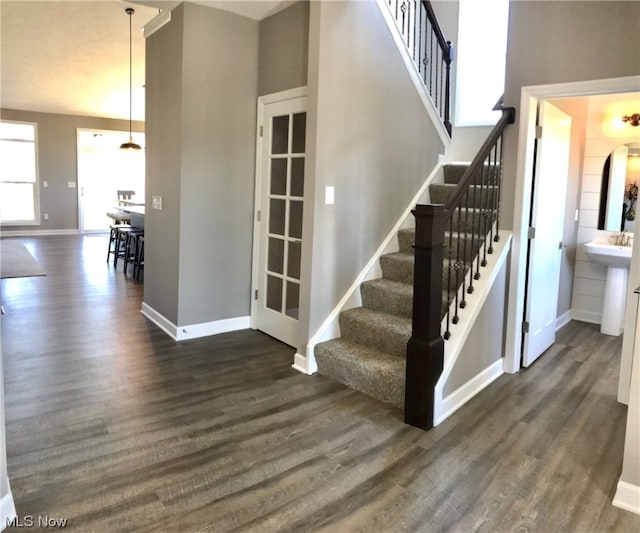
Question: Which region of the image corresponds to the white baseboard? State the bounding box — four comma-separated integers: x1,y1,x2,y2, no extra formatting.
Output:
0,229,80,237
292,352,317,375
140,302,250,341
613,480,640,515
434,358,504,426
556,310,572,331
1,483,16,532
570,309,601,325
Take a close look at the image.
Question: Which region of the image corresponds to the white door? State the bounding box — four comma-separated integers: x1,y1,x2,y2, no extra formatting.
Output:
522,101,572,367
254,96,307,347
77,129,145,232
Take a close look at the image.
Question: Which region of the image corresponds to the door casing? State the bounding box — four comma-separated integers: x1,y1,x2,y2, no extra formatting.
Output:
505,76,640,374
250,86,308,346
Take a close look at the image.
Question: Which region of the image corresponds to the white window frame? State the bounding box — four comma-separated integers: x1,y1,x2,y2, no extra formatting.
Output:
0,120,40,226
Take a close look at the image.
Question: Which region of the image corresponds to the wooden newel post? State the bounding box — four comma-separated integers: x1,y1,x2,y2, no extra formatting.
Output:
405,204,447,430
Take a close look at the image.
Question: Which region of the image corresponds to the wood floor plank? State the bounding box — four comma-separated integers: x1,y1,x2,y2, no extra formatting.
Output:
1,235,639,532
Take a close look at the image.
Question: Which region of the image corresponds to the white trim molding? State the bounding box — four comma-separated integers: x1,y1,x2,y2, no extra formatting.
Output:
613,481,640,515
570,309,601,326
0,229,79,238
433,231,512,426
436,359,504,426
1,483,16,533
141,303,250,342
556,310,572,331
143,9,172,38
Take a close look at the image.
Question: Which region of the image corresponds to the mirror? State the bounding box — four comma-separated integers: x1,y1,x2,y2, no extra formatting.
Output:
598,142,639,233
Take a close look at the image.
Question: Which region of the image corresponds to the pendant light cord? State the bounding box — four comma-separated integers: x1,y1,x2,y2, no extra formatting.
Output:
128,8,133,138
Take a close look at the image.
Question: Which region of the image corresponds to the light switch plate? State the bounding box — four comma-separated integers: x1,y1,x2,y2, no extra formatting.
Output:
325,186,335,205
152,195,163,210
67,181,76,188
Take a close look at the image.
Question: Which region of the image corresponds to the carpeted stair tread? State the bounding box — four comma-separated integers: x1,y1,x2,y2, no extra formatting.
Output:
315,338,405,408
443,163,470,184
430,183,499,208
380,252,414,284
339,307,411,357
361,278,413,318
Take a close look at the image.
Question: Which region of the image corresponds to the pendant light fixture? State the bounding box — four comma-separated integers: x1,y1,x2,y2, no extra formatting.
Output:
120,7,141,150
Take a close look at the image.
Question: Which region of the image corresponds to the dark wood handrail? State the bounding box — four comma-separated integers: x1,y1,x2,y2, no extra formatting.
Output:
422,0,452,61
444,107,515,212
387,0,453,135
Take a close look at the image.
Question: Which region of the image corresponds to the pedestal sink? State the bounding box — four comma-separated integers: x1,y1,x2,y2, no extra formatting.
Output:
584,240,632,336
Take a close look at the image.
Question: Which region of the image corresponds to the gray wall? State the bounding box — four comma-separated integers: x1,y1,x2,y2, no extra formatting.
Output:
0,109,143,232
502,0,640,229
143,4,184,324
144,3,258,327
444,257,507,395
258,1,309,96
301,0,444,346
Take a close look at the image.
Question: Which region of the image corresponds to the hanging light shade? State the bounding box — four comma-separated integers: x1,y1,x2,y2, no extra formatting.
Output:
120,7,141,150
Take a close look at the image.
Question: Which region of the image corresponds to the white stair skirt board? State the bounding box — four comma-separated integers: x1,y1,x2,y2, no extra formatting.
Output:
613,480,640,515
140,303,250,341
437,359,504,425
294,159,445,375
375,0,451,148
1,484,17,532
433,230,512,426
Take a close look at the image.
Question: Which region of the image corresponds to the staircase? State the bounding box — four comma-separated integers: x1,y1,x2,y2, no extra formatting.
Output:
314,163,479,409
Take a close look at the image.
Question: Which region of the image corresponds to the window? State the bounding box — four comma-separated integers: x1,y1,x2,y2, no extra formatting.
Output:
0,120,39,224
455,0,509,126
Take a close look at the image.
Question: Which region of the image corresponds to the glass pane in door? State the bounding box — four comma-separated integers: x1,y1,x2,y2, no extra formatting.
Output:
265,111,306,324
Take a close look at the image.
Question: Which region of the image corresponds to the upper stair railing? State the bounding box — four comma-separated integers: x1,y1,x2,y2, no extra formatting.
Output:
405,100,516,430
387,0,453,135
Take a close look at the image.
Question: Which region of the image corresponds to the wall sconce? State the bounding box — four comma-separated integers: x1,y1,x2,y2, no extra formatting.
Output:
622,113,640,127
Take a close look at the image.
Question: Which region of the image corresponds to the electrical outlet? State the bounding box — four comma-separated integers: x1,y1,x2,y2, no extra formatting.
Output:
67,181,76,188
43,180,48,188
43,213,49,220
152,195,163,210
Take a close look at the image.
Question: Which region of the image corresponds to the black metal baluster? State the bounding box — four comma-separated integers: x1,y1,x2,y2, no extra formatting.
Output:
468,169,479,288
494,133,504,242
460,190,469,308
487,146,496,254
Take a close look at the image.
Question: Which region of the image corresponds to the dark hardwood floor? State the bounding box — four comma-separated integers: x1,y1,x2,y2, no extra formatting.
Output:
1,235,638,532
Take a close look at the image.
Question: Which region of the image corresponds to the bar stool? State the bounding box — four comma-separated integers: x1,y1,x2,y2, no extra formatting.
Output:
124,230,144,276
134,235,145,280
105,213,130,263
113,226,135,268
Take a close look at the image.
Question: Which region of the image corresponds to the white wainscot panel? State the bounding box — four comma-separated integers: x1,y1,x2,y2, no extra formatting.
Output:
577,226,599,245
574,259,607,281
580,191,600,211
572,293,604,318
583,155,607,174
573,277,606,298
585,137,617,157
581,173,603,194
578,209,599,229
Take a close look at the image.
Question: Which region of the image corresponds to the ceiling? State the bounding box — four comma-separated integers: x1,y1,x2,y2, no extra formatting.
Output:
0,0,293,121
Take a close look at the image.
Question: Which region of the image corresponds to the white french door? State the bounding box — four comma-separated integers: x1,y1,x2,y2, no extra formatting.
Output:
522,101,571,367
253,94,307,347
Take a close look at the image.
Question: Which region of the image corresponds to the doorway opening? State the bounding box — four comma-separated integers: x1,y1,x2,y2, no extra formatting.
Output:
77,129,145,233
505,76,640,381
